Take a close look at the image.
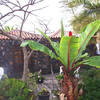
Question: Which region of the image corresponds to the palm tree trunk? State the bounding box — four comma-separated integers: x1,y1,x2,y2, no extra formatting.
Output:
59,67,79,100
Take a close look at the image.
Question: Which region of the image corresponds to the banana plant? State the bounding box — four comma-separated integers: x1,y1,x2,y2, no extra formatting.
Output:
21,20,100,100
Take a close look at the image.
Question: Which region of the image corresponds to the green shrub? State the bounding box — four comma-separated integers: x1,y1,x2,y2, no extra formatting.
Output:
56,74,64,81
79,69,100,100
0,78,36,100
33,72,44,84
26,72,37,90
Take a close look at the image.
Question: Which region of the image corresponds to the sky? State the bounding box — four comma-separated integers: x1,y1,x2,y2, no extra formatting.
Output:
23,0,67,33
21,0,74,33
32,0,73,32
0,0,76,33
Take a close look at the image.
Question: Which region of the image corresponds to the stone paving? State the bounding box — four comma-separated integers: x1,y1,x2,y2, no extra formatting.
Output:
36,74,60,100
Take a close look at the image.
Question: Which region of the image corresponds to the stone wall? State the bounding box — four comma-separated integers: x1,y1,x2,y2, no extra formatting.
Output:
0,38,61,78
0,37,96,78
0,40,23,78
29,38,61,74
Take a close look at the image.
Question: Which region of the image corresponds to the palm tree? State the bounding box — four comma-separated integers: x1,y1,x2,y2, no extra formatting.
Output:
63,0,100,33
21,20,100,100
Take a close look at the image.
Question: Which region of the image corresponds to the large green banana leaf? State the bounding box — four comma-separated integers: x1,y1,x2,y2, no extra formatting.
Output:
20,41,29,47
60,20,100,70
76,20,100,61
37,29,60,56
21,20,100,73
59,36,80,70
61,20,64,38
21,40,58,60
82,56,100,67
72,53,89,69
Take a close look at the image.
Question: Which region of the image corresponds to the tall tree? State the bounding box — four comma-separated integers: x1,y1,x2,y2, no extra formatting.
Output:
0,0,46,81
62,0,100,33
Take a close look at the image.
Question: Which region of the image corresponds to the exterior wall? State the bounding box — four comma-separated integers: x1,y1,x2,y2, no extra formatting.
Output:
0,38,61,78
0,40,23,78
0,37,97,78
29,38,61,74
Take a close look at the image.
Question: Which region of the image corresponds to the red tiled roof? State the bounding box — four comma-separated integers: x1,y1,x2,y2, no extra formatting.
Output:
50,29,69,38
50,30,79,38
0,30,42,40
0,29,79,40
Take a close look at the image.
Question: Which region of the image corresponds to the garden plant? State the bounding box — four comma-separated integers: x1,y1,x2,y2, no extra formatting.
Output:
79,68,100,100
38,88,50,100
0,78,36,100
34,70,44,84
21,20,100,100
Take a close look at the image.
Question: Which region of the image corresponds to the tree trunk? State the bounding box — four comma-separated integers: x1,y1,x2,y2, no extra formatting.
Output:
22,47,29,81
59,67,79,100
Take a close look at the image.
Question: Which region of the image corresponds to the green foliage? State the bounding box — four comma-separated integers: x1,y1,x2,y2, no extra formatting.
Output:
21,40,58,60
79,69,100,100
76,20,100,61
67,0,99,8
67,0,88,8
61,20,64,38
38,88,49,96
59,36,80,68
4,26,14,32
52,90,59,96
38,29,60,56
64,0,100,33
20,41,29,47
56,74,64,81
34,72,44,83
21,20,100,74
0,78,36,100
82,56,100,67
72,16,95,33
26,72,38,90
34,72,39,82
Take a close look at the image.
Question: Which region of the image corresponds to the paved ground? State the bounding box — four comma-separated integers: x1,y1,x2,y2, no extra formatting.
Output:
36,74,60,100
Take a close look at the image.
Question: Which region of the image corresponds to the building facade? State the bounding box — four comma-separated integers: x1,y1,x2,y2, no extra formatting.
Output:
0,30,61,78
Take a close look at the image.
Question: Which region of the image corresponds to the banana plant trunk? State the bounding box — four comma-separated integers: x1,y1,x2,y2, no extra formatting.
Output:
59,67,79,100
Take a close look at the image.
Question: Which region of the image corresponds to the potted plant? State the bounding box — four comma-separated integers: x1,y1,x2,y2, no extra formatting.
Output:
34,69,44,84
38,88,50,100
56,73,64,81
52,89,60,100
21,20,100,100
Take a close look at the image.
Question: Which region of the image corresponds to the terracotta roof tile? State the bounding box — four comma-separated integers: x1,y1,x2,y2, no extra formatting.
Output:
50,30,79,38
0,30,42,40
50,29,68,38
0,29,79,40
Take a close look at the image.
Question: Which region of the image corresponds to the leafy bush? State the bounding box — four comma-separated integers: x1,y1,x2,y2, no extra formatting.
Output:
26,72,37,90
56,74,64,81
0,78,36,100
79,69,100,100
34,71,44,83
38,88,49,96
